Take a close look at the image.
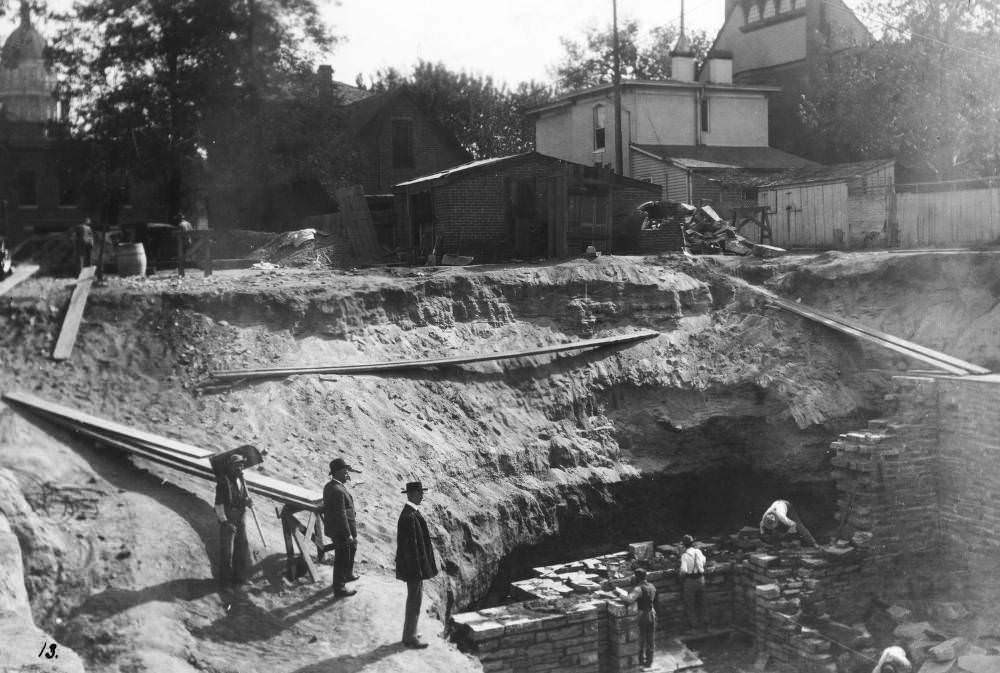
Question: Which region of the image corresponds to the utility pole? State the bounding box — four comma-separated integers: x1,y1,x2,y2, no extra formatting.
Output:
609,0,622,253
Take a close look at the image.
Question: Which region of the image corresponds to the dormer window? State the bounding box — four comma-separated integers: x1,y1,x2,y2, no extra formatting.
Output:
747,3,761,22
794,0,805,8
593,104,606,150
779,0,791,11
763,0,776,18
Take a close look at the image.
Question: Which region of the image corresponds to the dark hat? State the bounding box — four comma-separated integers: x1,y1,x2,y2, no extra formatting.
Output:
682,534,694,546
634,568,647,578
329,457,359,475
402,481,428,493
229,453,246,465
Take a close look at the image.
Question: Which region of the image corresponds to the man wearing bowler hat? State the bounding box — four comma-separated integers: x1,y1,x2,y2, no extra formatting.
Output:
324,457,360,597
396,481,438,649
215,453,252,587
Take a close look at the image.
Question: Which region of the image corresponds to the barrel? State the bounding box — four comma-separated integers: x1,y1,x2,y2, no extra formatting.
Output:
116,243,147,277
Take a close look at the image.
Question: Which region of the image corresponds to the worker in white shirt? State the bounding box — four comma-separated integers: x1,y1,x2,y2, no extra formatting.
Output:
759,499,818,547
678,534,707,631
872,645,912,673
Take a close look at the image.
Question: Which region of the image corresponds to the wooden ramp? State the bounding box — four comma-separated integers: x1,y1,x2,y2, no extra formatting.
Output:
765,294,989,376
209,329,661,383
52,266,96,360
0,263,40,296
3,391,323,511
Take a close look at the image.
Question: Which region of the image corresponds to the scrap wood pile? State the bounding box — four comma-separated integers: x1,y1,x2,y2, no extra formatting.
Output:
638,200,785,258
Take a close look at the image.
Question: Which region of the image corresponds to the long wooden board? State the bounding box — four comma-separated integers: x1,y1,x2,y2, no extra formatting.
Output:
3,391,323,511
52,266,96,360
767,296,984,376
0,263,40,297
210,329,661,382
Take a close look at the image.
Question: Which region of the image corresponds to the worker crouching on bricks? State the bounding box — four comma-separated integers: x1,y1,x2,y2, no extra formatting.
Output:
215,453,253,587
614,568,657,670
872,645,912,673
759,498,819,547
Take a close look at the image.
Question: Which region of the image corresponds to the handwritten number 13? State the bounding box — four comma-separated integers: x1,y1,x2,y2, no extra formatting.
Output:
38,641,59,659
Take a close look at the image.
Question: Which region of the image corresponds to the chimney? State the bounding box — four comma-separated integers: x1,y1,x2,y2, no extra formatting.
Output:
701,50,733,85
725,0,740,21
317,64,333,100
671,33,696,82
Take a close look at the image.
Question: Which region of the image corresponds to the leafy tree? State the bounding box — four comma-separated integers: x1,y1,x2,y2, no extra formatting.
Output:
552,20,711,92
48,0,338,225
801,0,1000,180
365,61,555,159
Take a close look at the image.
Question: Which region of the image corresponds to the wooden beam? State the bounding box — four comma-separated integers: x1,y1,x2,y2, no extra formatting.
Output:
210,329,660,382
291,525,318,583
766,296,984,376
52,266,96,360
0,263,40,297
3,391,323,511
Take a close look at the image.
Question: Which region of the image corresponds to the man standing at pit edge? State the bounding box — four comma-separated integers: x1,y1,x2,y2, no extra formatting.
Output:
323,457,360,597
215,453,252,587
679,534,708,631
396,481,438,649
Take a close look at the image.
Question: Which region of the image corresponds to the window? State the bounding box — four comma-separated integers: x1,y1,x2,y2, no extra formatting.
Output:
763,0,775,18
391,119,414,169
779,0,791,11
747,3,761,21
58,167,77,206
700,98,710,133
794,0,805,8
17,170,37,207
740,188,759,201
593,104,606,150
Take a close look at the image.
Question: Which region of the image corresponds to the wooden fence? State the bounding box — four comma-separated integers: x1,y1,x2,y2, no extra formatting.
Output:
896,182,1000,247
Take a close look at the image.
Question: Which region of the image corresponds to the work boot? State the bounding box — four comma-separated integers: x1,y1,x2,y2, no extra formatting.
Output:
334,587,357,597
403,637,428,649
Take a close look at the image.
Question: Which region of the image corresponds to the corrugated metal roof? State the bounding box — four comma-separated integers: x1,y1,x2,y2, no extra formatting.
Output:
633,144,820,170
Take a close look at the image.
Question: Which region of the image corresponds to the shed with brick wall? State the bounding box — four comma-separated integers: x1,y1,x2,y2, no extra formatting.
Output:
393,152,662,263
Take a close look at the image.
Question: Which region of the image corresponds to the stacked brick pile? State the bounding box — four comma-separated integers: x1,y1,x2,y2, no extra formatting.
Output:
451,601,603,673
738,549,874,673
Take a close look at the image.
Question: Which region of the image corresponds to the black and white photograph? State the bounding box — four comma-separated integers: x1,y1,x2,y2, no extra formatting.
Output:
1,0,999,671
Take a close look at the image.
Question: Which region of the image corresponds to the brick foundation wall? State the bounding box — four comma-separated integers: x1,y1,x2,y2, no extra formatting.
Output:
637,225,685,253
931,376,1000,596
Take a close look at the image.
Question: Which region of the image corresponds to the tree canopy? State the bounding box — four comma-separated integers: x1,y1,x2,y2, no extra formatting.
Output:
801,0,1000,181
48,0,341,224
552,20,711,92
363,61,554,159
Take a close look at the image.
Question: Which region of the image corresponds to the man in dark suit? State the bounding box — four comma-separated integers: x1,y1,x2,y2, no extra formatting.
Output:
323,457,360,597
396,481,438,649
214,453,252,587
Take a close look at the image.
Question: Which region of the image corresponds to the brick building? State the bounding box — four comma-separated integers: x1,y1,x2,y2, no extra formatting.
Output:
710,0,871,159
342,86,471,196
392,152,662,263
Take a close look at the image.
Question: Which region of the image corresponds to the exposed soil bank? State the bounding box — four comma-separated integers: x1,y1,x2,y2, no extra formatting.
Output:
0,255,905,671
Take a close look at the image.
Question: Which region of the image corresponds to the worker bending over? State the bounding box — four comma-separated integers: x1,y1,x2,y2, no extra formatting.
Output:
760,499,818,547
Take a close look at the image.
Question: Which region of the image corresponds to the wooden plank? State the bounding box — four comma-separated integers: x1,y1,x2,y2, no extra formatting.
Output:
52,266,96,361
0,263,40,296
766,296,979,375
2,391,323,510
210,329,660,381
291,525,318,582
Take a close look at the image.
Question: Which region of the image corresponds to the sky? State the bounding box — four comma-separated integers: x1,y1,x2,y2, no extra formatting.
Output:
2,0,868,89
321,0,727,88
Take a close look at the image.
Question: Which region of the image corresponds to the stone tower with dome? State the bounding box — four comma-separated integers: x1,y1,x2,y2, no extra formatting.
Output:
0,0,58,126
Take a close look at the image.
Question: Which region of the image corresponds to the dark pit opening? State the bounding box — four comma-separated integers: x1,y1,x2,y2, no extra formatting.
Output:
475,466,837,608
